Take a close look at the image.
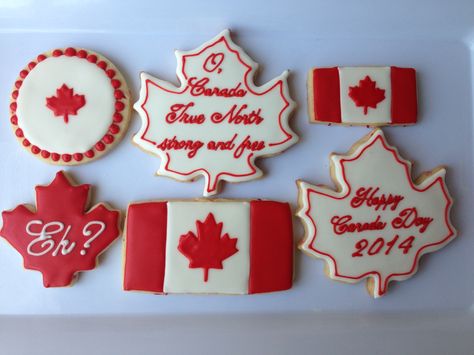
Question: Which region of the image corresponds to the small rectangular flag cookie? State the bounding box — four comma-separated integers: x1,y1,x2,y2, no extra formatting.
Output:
308,66,417,126
123,200,293,294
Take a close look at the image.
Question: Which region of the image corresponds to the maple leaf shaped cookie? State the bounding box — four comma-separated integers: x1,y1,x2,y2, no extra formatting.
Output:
178,213,239,282
297,129,456,297
133,29,297,196
46,84,86,123
0,171,120,287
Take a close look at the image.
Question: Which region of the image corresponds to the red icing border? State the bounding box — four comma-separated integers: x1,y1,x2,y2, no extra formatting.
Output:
10,48,127,163
123,202,167,293
137,35,293,194
390,66,418,124
248,201,293,294
302,131,455,296
311,67,341,123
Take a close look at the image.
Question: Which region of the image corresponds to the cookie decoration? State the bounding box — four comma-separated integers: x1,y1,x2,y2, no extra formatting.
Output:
308,66,417,126
123,200,293,294
134,30,297,196
297,129,455,297
0,171,120,287
10,48,131,165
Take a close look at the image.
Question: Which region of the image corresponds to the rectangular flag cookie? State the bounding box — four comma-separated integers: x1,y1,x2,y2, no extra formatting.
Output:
123,200,293,294
308,66,417,126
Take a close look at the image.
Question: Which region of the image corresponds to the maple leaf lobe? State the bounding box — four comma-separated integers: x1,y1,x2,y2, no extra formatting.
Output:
348,76,385,115
36,171,90,215
178,213,239,282
46,84,86,123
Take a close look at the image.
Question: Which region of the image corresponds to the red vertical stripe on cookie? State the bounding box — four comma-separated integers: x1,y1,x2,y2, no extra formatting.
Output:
311,67,341,123
248,201,293,294
390,66,417,124
123,202,167,293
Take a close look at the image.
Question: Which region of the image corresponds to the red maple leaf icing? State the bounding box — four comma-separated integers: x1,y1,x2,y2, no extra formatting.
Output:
178,213,239,282
348,76,385,115
0,171,120,287
46,84,86,123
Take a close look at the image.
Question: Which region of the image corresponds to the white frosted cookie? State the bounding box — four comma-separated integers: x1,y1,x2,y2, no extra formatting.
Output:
297,129,456,297
133,30,298,196
10,48,131,164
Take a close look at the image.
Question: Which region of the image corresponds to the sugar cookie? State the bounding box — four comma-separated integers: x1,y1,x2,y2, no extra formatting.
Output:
297,129,455,297
1,171,120,287
10,48,131,164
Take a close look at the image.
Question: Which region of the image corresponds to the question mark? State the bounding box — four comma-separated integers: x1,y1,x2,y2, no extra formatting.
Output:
80,221,106,255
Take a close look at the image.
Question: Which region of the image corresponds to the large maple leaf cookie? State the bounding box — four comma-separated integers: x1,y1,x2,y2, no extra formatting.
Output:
133,29,297,196
297,129,456,297
1,171,120,287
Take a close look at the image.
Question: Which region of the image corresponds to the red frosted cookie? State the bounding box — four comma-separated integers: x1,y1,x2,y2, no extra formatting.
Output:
1,171,120,287
10,48,131,165
123,200,293,294
308,66,417,126
133,30,298,196
297,129,456,297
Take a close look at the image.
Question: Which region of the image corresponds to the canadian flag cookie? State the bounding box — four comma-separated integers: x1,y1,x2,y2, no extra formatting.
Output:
0,171,120,287
123,200,293,294
10,48,131,165
308,66,417,126
297,129,456,297
133,30,297,196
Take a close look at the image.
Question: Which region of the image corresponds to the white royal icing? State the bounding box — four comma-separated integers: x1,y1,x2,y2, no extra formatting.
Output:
26,220,75,256
80,221,106,255
163,201,250,294
339,67,391,124
16,55,115,154
298,129,456,297
133,30,297,196
26,219,106,257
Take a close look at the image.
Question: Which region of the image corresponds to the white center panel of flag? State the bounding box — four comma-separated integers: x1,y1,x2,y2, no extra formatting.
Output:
163,201,251,294
339,66,391,124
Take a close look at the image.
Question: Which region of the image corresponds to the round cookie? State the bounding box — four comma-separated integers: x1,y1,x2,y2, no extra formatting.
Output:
10,48,131,165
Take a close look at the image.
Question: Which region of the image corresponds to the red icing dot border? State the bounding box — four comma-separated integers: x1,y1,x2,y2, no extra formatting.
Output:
10,47,130,164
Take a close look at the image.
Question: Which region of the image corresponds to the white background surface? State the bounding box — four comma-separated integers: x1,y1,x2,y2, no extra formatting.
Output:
0,0,473,354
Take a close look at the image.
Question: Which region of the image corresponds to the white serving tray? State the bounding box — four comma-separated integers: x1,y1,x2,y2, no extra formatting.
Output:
0,0,473,353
